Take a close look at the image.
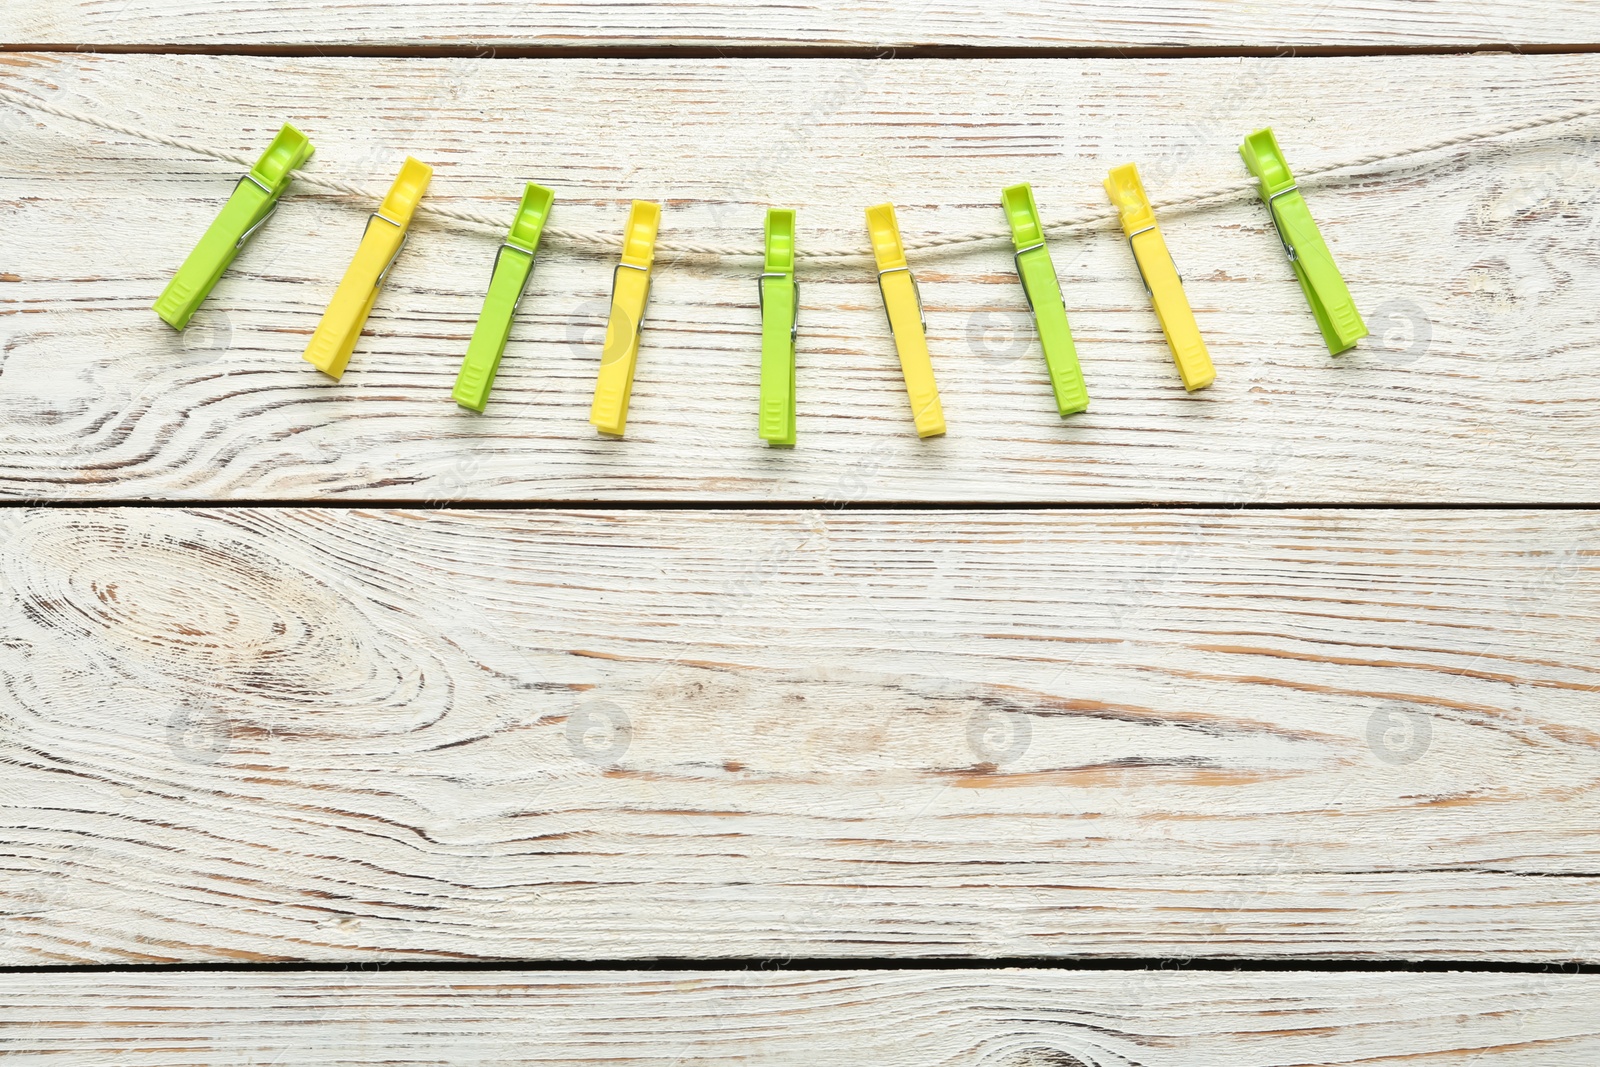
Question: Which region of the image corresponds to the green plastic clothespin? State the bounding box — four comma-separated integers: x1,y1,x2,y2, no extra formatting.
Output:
1001,183,1088,416
153,123,314,331
452,183,554,412
1239,128,1367,354
758,208,798,446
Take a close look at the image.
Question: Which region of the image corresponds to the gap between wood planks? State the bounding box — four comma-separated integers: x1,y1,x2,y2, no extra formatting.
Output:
5,958,1599,975
6,42,1600,59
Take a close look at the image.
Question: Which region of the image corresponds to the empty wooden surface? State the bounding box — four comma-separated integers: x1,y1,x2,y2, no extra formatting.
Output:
4,969,1599,1065
4,0,1600,49
3,52,1600,503
3,507,1597,964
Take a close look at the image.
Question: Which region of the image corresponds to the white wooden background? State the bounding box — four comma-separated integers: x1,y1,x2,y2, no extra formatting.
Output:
2,2,1600,1063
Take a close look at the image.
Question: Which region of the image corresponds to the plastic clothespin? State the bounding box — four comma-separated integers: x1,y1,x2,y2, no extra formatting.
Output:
1239,128,1367,354
302,156,432,380
153,123,314,331
1104,163,1215,392
758,208,798,446
589,200,660,437
451,183,554,412
1001,182,1089,416
866,202,945,438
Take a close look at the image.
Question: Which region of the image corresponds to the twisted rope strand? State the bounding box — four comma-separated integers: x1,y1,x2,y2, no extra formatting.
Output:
3,86,1598,262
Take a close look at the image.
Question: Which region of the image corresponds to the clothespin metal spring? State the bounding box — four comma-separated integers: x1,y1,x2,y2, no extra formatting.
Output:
607,261,652,342
876,266,926,332
1125,223,1183,295
758,272,799,341
232,174,278,249
1011,241,1044,312
488,239,538,313
1266,184,1300,261
369,213,408,288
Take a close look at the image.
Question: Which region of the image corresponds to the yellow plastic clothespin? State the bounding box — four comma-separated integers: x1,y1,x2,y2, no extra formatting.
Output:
302,157,432,379
589,200,661,437
866,202,945,438
1104,163,1214,392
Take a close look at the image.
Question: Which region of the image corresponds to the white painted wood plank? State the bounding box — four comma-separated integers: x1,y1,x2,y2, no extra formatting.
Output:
4,0,1600,49
2,507,1597,963
3,969,1598,1066
5,53,1600,504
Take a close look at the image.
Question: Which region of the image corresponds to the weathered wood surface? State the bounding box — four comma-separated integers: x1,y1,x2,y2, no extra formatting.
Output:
3,52,1600,503
3,506,1597,964
3,969,1598,1066
5,0,1600,50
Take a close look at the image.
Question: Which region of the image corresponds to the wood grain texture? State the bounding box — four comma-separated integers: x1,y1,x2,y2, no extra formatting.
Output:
5,0,1600,49
3,506,1597,964
4,53,1600,504
3,969,1599,1066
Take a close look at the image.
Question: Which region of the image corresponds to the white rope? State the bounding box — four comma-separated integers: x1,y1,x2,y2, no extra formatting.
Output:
3,85,1599,262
